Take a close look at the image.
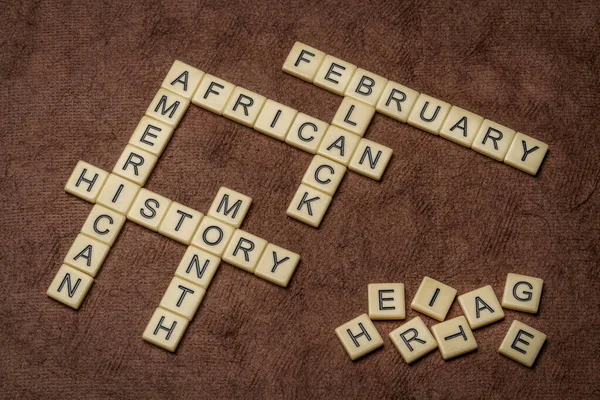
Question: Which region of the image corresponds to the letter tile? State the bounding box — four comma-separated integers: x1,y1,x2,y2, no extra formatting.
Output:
375,81,419,123
389,317,438,364
161,60,205,99
145,88,190,128
368,283,405,320
438,106,484,148
112,144,158,186
47,264,94,310
128,116,174,157
159,276,205,320
127,189,172,232
64,160,108,203
345,68,388,107
348,138,393,181
207,186,252,229
410,276,457,321
471,119,516,161
222,229,268,273
407,94,451,135
81,204,126,246
498,320,546,367
192,74,236,115
431,316,478,360
313,55,357,95
501,273,544,314
282,41,326,82
158,202,203,244
142,307,189,352
254,243,301,287
63,233,110,277
223,86,267,127
190,216,235,257
286,184,332,228
335,313,383,361
457,285,504,329
332,97,375,137
96,173,141,215
174,246,221,289
504,132,548,176
302,155,347,196
253,100,298,141
285,113,329,154
317,126,360,166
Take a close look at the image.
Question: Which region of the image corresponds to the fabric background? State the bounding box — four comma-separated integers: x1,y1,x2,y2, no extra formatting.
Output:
1,0,599,398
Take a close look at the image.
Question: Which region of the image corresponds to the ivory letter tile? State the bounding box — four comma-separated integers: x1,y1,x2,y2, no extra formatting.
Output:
158,202,203,244
368,283,405,320
207,186,252,229
313,55,357,95
127,189,172,232
64,233,110,277
282,42,326,82
375,81,419,123
504,133,548,175
142,307,189,352
302,155,347,196
223,86,267,127
335,314,383,360
64,161,108,203
317,126,360,166
332,97,375,137
145,88,190,128
254,100,298,141
81,204,126,246
389,317,438,364
190,216,235,257
47,264,94,310
498,320,546,367
439,106,484,148
222,229,268,273
471,119,516,161
348,138,393,181
345,68,388,107
501,273,544,314
192,74,235,115
254,243,301,287
174,246,221,289
159,276,205,320
407,93,452,135
458,285,504,329
161,60,205,99
431,316,478,360
411,276,457,321
112,144,158,186
285,113,329,154
129,116,174,157
286,184,332,228
96,173,141,215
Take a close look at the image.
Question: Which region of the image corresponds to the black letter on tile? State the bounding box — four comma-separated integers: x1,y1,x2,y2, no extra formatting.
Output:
270,251,290,273
57,273,81,298
429,288,440,307
122,152,144,176
298,122,318,142
521,140,540,161
295,50,315,67
359,147,382,169
93,215,113,235
356,76,375,96
270,110,282,128
386,89,407,112
217,194,243,219
513,281,533,302
140,124,162,147
233,238,255,262
186,254,209,279
175,210,193,231
400,328,426,352
202,226,224,245
154,316,177,340
327,136,346,156
344,105,357,126
74,245,93,267
76,168,99,192
111,184,124,204
154,95,180,118
420,101,441,122
474,296,495,318
444,325,468,342
297,192,320,216
170,71,189,91
233,94,254,116
204,82,224,99
324,63,345,84
511,329,534,354
141,199,159,219
315,165,334,184
378,289,395,310
449,117,469,137
346,322,372,347
481,127,503,150
176,285,195,307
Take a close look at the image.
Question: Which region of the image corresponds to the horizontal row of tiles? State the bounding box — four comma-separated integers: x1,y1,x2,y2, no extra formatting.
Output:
282,41,549,176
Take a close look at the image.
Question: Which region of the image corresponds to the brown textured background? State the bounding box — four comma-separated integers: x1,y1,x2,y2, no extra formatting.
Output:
1,0,599,398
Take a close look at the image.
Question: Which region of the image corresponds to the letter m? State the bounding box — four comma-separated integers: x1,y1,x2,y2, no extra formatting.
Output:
217,194,242,219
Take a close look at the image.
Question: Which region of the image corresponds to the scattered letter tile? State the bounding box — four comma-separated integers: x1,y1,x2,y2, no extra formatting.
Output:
498,320,546,367
389,317,438,364
411,276,457,321
501,273,544,314
431,316,478,360
458,285,504,329
335,313,383,360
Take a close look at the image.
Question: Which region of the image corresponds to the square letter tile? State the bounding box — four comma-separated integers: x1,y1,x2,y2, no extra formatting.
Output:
375,81,419,123
282,41,326,82
192,74,236,115
142,307,189,352
47,264,94,310
63,233,110,277
129,116,174,157
127,189,172,232
332,97,375,137
302,155,347,196
254,243,301,287
159,276,206,320
207,186,252,229
368,283,405,320
471,119,516,161
501,273,544,314
439,106,484,148
145,88,190,128
96,173,141,215
286,184,332,228
112,144,158,186
190,216,235,257
222,229,268,273
174,245,221,289
285,113,329,154
161,60,205,99
498,320,546,367
81,204,126,246
458,285,504,329
317,126,360,166
253,99,298,141
389,317,438,364
335,313,383,361
223,86,267,127
431,316,478,360
313,55,357,95
504,132,549,175
348,138,393,181
411,276,457,321
64,160,108,203
158,202,203,244
407,93,452,135
345,68,388,106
